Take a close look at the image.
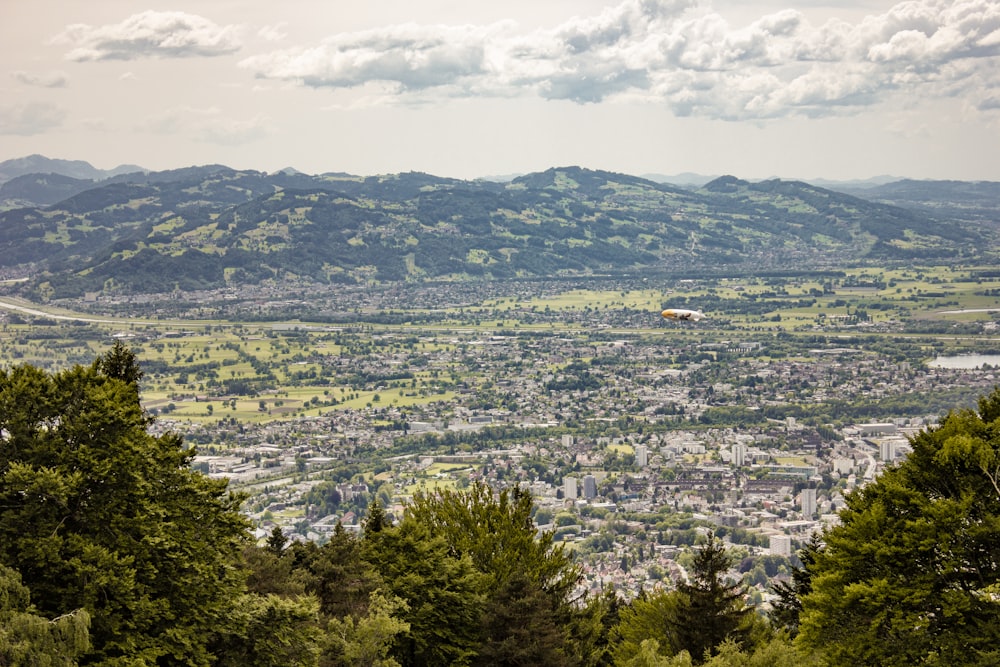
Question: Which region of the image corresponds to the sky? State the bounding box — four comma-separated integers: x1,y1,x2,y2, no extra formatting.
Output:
1,0,999,182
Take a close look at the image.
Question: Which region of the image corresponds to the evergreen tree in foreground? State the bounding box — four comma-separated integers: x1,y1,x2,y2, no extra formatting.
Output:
669,538,755,663
613,539,757,665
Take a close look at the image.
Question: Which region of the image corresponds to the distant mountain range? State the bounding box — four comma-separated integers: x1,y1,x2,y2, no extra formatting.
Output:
0,156,996,299
0,154,144,186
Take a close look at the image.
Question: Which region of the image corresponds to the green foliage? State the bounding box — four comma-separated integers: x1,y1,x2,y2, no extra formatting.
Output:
618,639,692,666
0,352,250,664
698,635,821,667
210,594,323,667
613,540,756,666
797,386,1000,665
671,539,756,663
567,585,624,667
475,569,574,666
405,482,580,597
403,482,588,664
286,528,381,620
0,564,91,666
92,338,143,386
767,536,820,638
363,519,485,666
322,590,409,667
612,590,688,665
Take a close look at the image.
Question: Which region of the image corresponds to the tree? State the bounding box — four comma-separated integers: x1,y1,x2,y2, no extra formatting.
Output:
288,526,381,620
566,584,624,667
768,536,820,638
210,594,323,667
474,568,573,666
323,590,409,667
92,338,144,387
403,482,585,662
612,590,688,665
363,498,389,534
698,635,821,667
669,538,755,663
797,387,1000,666
266,525,289,555
0,354,250,664
619,640,692,667
0,564,91,666
362,518,485,666
405,482,580,601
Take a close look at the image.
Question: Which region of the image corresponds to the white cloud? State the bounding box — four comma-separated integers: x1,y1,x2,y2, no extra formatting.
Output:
258,23,288,43
12,70,69,88
0,102,66,135
54,11,241,61
137,106,269,145
237,0,1000,121
241,22,500,93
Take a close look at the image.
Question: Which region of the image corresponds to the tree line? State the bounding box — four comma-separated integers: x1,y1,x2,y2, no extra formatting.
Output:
2,344,1000,664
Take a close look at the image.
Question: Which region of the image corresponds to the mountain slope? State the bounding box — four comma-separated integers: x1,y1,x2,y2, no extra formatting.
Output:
0,154,144,185
0,165,992,298
829,179,1000,227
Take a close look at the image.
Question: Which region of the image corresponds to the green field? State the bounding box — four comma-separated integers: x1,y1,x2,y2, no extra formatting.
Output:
3,265,1000,428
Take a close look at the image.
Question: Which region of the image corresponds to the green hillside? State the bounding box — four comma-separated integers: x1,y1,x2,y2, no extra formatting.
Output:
0,165,993,298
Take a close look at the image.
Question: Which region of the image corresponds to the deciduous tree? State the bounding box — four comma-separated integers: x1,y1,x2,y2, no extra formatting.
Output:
363,518,485,666
0,564,90,666
0,356,249,664
404,482,585,662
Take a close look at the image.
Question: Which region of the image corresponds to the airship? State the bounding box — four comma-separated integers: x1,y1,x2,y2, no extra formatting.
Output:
661,308,705,321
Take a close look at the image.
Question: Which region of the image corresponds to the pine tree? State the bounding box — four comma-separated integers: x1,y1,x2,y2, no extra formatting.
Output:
768,536,820,637
92,339,143,386
266,525,289,555
364,498,389,534
669,538,754,663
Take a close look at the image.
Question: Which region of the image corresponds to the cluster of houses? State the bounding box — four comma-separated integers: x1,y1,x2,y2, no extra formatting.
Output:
136,315,1000,599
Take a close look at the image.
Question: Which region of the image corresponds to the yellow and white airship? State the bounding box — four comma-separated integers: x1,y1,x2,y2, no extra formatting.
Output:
661,308,705,322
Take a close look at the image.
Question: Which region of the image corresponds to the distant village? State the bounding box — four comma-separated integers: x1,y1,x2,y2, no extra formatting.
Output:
143,322,1000,601
9,271,998,600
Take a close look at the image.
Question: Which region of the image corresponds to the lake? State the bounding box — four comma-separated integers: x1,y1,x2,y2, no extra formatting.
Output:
929,354,1000,369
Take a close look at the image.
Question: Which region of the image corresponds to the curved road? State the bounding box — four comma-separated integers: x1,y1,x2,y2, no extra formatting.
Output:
0,297,115,324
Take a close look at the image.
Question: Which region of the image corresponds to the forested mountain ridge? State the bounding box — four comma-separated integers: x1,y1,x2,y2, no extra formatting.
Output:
831,178,1000,226
0,163,994,298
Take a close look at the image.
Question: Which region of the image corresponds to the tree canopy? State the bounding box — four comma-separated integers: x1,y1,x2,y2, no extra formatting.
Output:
613,538,757,665
0,355,250,664
12,347,1000,664
797,386,1000,665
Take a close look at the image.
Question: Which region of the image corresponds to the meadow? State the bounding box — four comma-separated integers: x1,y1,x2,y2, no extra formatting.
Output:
2,264,999,428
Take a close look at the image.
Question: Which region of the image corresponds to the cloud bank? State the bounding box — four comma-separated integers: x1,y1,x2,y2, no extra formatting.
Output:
55,10,240,61
50,1,1000,122
238,0,1000,120
12,70,69,88
0,102,66,136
